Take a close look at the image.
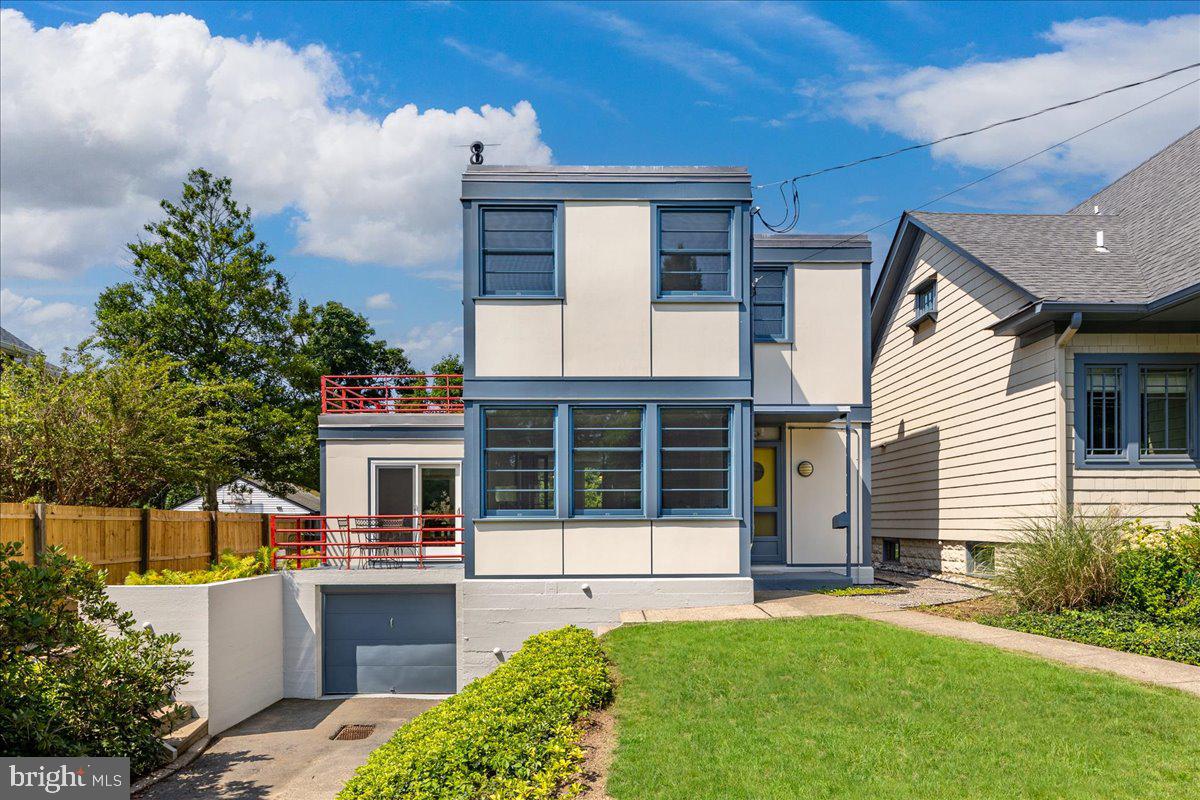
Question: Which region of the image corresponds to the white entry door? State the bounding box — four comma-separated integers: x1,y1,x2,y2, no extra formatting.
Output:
788,427,849,566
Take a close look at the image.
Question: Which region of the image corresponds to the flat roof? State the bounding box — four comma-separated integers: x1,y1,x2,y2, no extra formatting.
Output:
463,164,749,183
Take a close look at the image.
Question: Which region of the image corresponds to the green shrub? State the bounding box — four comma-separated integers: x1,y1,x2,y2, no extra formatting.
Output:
0,542,192,776
124,545,317,585
983,607,1200,665
996,508,1124,613
1115,516,1200,624
339,626,611,800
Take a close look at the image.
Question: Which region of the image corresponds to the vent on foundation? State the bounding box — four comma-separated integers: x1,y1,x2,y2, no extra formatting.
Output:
330,724,376,741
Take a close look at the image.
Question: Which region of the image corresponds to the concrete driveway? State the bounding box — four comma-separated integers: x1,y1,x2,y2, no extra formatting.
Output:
137,697,438,800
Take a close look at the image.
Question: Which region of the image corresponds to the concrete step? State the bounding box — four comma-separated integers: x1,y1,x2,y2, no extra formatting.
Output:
163,716,208,757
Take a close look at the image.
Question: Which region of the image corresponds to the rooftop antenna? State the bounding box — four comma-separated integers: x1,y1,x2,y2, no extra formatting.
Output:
469,141,496,165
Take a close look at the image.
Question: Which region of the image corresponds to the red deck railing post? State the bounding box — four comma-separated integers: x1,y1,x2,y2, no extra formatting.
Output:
269,515,276,570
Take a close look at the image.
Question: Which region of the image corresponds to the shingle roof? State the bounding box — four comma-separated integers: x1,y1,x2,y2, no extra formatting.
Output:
0,326,40,357
907,126,1200,305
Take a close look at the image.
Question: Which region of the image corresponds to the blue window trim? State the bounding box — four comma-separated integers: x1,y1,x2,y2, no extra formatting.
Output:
658,405,735,516
481,405,558,517
1073,353,1200,470
569,406,646,517
651,203,741,302
907,275,937,329
477,202,565,299
751,266,790,343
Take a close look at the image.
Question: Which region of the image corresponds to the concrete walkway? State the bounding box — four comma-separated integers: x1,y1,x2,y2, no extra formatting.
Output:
620,593,1200,697
137,697,437,799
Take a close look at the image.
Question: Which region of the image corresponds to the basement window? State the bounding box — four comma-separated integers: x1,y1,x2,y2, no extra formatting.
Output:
966,542,996,576
882,538,900,564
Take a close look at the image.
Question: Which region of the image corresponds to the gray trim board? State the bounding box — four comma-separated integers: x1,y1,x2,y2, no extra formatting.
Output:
466,377,753,401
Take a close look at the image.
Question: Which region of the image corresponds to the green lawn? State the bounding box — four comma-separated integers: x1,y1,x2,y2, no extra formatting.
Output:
602,616,1200,800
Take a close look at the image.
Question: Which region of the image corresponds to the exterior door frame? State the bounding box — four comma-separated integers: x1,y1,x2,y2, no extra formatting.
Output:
751,439,785,563
368,458,463,557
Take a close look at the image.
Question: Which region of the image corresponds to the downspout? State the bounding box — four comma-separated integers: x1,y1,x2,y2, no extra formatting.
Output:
844,413,852,581
1054,312,1082,512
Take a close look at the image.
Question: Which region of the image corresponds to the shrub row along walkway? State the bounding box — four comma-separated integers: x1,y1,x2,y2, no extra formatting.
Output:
618,592,1200,696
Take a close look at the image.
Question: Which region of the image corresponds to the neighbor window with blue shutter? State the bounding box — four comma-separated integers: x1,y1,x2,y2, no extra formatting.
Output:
481,207,557,296
752,268,788,341
659,407,732,514
657,209,733,297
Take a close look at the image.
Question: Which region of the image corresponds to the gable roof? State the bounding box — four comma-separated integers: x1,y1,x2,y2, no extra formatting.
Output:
872,126,1200,350
0,326,39,358
173,477,321,513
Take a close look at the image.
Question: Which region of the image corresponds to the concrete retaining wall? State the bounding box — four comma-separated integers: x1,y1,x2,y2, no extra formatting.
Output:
108,574,283,734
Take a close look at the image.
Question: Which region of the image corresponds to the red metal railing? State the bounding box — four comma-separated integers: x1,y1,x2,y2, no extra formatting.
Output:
320,374,464,414
271,514,465,570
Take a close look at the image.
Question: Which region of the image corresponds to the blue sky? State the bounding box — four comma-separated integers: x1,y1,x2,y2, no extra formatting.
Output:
2,0,1198,366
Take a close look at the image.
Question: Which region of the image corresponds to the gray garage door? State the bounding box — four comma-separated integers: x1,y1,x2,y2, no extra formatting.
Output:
322,587,456,695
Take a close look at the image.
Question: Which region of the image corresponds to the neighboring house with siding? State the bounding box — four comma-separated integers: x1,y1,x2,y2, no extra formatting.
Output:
267,163,872,698
172,477,320,516
869,127,1200,578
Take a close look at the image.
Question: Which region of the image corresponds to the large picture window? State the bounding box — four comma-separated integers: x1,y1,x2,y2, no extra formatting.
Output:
571,408,643,515
752,268,787,341
481,207,556,296
659,407,732,514
483,408,555,515
1076,355,1198,468
657,209,733,296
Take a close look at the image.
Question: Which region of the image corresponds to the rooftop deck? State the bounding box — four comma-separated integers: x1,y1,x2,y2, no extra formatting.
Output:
321,374,463,414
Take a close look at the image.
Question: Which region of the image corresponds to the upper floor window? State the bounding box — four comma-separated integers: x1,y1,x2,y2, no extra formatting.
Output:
658,209,733,297
659,407,732,514
483,408,555,515
912,277,937,319
571,408,644,515
1077,356,1198,468
1141,367,1192,457
752,268,787,341
481,207,556,296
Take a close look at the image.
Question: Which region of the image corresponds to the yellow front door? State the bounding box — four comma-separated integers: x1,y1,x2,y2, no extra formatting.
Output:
752,445,782,562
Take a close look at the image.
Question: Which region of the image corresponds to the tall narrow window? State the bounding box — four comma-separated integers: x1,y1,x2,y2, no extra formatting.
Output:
658,209,732,296
1085,366,1123,457
481,208,556,296
572,408,643,515
913,278,937,318
1141,367,1191,456
660,407,732,514
752,268,787,341
483,408,555,515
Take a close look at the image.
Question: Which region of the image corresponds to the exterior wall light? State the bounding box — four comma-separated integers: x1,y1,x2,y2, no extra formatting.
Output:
796,460,814,478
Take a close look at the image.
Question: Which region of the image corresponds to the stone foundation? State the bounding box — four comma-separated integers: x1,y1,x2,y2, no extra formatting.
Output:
871,537,1000,587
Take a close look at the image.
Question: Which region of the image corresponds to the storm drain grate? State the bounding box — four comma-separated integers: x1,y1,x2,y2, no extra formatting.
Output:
330,724,376,741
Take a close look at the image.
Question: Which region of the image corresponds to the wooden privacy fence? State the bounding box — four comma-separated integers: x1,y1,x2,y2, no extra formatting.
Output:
0,502,271,584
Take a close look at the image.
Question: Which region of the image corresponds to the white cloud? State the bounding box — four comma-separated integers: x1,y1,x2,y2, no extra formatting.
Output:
837,15,1200,199
365,292,394,310
0,287,93,358
397,320,463,370
0,9,553,278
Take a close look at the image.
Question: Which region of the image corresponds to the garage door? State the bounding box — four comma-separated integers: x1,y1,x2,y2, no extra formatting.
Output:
322,587,456,695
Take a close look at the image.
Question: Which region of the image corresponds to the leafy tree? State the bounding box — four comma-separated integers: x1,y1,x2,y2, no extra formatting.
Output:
94,169,302,507
429,353,464,407
0,353,243,507
289,300,414,397
0,542,192,776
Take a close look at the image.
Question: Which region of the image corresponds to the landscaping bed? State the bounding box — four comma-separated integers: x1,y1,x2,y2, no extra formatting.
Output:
601,616,1200,800
338,626,611,800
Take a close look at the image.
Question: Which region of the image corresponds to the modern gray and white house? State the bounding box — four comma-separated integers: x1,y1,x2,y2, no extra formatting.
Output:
266,163,872,697
870,127,1199,578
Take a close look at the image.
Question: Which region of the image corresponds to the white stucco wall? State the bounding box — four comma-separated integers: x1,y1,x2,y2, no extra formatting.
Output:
108,574,283,734
753,263,865,406
322,439,464,517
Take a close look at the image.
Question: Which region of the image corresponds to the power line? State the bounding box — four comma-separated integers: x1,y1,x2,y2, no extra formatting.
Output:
757,75,1199,265
754,62,1200,191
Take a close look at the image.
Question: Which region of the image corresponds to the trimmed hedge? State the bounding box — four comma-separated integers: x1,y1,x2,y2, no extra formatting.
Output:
339,625,612,800
982,607,1200,665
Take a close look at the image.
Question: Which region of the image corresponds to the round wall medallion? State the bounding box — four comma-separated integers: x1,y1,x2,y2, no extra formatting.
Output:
753,463,765,481
796,460,814,478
